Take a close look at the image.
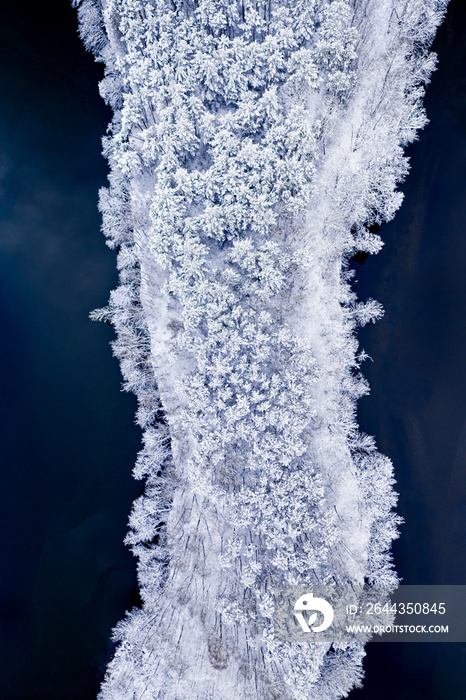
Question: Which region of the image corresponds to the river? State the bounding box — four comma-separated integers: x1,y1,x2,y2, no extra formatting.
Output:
0,2,141,698
352,0,466,696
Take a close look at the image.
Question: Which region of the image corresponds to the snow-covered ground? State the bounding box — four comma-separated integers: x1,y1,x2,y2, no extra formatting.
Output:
74,0,447,697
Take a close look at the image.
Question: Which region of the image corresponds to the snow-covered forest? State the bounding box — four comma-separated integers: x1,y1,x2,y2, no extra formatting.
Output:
73,0,447,697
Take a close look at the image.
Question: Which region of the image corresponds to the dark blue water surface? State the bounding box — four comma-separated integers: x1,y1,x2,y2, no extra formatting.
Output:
352,0,466,697
1,0,466,699
0,3,142,699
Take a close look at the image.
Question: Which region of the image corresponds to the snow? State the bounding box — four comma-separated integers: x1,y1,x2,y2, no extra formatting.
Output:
73,0,448,697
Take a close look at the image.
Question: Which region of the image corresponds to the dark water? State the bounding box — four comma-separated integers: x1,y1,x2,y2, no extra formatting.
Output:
0,2,142,699
1,0,465,699
352,0,466,697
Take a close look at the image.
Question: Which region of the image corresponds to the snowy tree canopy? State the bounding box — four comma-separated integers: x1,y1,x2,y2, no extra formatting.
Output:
73,0,447,697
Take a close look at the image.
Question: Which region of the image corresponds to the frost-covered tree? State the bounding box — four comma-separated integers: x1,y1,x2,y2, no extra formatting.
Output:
73,0,447,697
